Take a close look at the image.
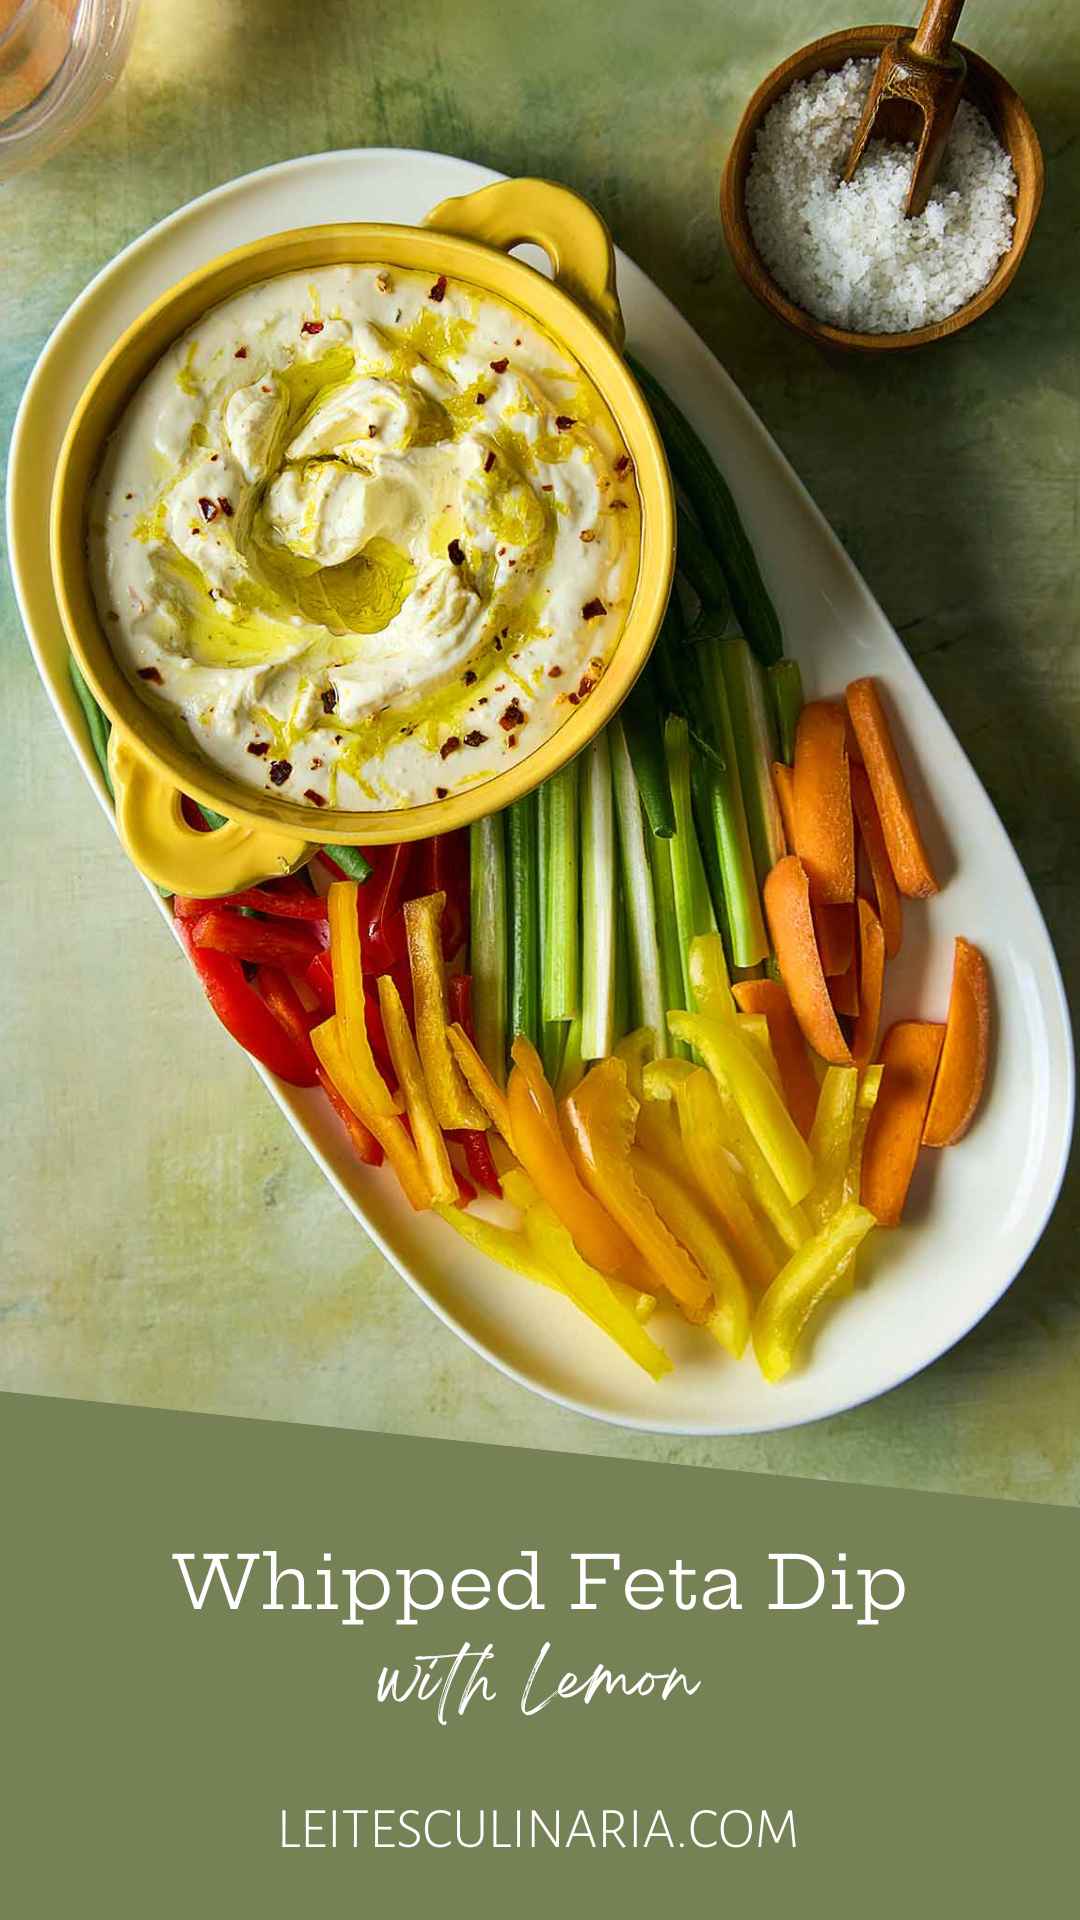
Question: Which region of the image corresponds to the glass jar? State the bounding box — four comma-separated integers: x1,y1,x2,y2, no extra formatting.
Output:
0,0,140,182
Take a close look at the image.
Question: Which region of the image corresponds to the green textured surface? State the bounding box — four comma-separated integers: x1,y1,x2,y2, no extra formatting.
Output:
2,0,1076,1500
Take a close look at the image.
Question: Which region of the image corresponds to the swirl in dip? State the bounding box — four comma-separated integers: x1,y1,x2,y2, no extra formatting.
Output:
89,265,642,809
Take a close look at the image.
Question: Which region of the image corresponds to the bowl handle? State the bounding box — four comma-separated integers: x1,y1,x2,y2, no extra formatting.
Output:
422,178,625,349
108,735,313,896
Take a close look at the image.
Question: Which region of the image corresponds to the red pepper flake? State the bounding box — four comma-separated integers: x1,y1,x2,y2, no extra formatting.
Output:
447,538,465,566
464,729,487,748
269,759,292,786
124,491,134,501
614,453,632,475
475,391,487,405
489,357,509,373
499,700,525,732
483,450,496,473
260,385,273,394
463,669,477,686
197,497,219,522
247,740,270,756
541,483,554,492
548,665,562,678
321,685,338,714
507,733,518,748
567,691,580,705
578,672,596,699
304,789,326,806
580,528,596,543
582,597,606,620
436,786,449,800
234,346,248,358
311,758,323,770
439,736,461,760
429,274,447,302
555,414,576,431
137,666,163,684
301,319,324,335
217,495,234,517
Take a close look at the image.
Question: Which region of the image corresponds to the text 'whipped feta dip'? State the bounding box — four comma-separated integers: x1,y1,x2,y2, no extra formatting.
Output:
89,264,642,810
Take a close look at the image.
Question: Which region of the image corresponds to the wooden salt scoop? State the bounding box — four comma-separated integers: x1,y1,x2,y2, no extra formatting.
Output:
843,0,968,216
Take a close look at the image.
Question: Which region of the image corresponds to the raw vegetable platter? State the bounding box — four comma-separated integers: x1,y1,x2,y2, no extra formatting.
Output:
9,147,1073,1434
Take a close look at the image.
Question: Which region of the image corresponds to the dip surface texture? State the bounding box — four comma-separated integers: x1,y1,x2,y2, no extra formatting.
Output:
90,264,641,809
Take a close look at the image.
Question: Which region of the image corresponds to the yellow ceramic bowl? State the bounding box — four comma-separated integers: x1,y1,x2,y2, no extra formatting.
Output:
50,177,675,897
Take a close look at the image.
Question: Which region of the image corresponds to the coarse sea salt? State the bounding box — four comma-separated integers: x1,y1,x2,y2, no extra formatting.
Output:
745,58,1017,333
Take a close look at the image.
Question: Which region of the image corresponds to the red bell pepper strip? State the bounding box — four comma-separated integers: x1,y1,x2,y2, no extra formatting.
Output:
316,1066,384,1166
305,950,400,1087
360,842,415,974
175,886,328,922
189,907,320,972
306,950,336,1016
257,966,321,1080
419,832,469,960
444,974,502,1196
175,919,317,1086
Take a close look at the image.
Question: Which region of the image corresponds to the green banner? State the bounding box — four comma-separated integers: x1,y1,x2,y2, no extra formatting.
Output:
3,1391,1076,1914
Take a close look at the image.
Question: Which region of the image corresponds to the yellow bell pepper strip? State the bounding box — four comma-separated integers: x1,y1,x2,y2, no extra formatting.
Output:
311,1016,430,1211
520,1201,673,1382
377,975,458,1206
499,1177,656,1328
833,1067,883,1295
667,1009,814,1206
446,1021,514,1148
681,1062,808,1256
327,882,399,1117
752,1203,877,1383
645,1061,781,1292
507,1044,637,1277
736,1012,784,1092
628,1148,750,1358
634,1086,688,1184
805,1066,859,1230
435,1202,561,1291
405,893,487,1130
564,1060,713,1322
613,1026,656,1101
688,931,736,1021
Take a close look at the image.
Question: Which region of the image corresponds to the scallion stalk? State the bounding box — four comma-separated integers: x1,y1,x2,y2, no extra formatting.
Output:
580,731,617,1062
507,793,540,1053
665,714,717,1011
469,812,508,1086
768,657,804,766
620,666,675,838
719,634,786,889
697,641,770,967
676,501,732,624
646,827,689,1059
68,655,114,796
611,718,667,1052
540,760,580,1025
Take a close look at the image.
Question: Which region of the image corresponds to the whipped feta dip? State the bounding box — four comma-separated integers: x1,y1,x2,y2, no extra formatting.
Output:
89,263,641,810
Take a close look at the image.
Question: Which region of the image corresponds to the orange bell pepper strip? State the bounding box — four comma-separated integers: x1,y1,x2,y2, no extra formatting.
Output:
377,975,458,1205
850,761,903,957
507,1054,636,1277
405,893,487,1130
732,978,820,1139
564,1060,713,1321
446,1021,514,1147
628,1148,751,1357
851,897,885,1068
327,882,399,1117
311,1015,430,1210
764,856,853,1067
860,1021,945,1225
923,938,991,1146
844,678,939,899
772,760,797,851
793,700,855,905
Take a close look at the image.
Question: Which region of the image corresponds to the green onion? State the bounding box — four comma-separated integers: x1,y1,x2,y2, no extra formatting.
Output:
323,843,372,883
630,354,783,667
470,812,508,1086
580,732,617,1062
769,657,804,765
540,760,580,1025
719,634,785,889
507,792,540,1052
612,871,630,1053
68,656,114,796
665,714,717,1011
620,666,675,837
556,1012,584,1099
696,642,770,967
676,501,732,623
611,718,666,1051
646,827,689,1058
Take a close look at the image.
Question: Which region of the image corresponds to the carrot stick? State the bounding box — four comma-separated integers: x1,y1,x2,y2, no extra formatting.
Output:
923,938,991,1146
733,978,821,1138
845,679,938,899
860,1020,945,1225
772,761,797,852
813,901,854,978
829,953,860,1017
850,761,903,957
763,856,853,1067
793,700,855,905
851,897,885,1068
